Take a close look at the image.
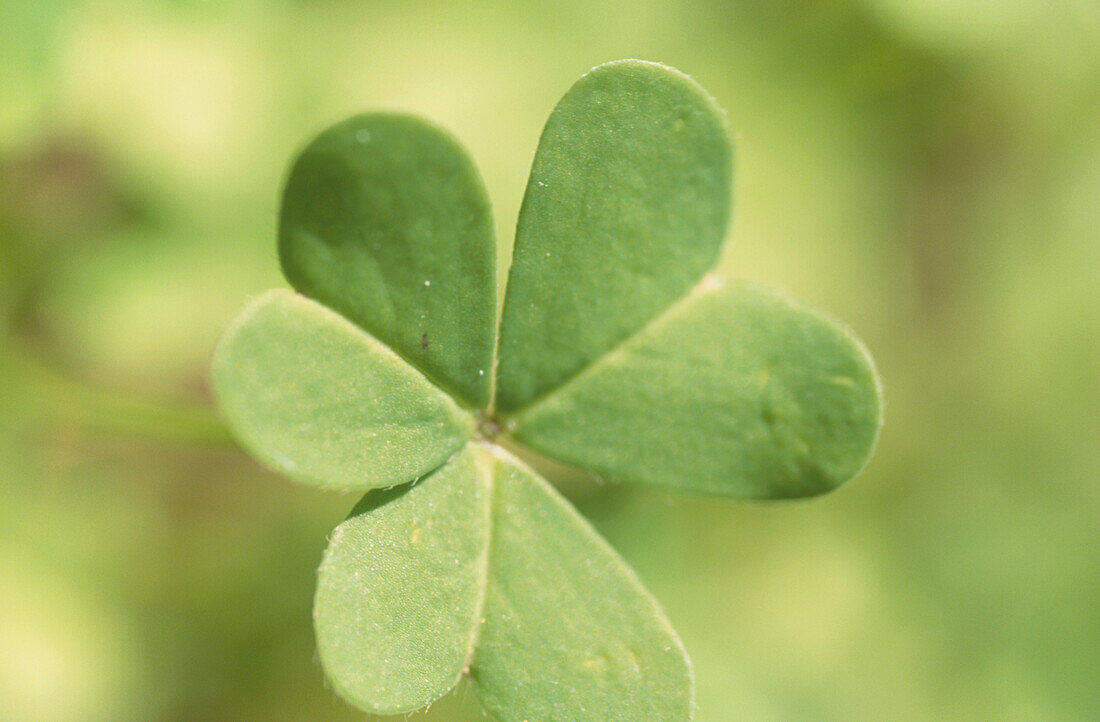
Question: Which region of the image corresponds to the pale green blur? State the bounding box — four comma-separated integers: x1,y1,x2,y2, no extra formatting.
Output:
1,1,1097,719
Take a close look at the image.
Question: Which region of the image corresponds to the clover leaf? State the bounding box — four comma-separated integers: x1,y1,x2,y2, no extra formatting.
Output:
212,59,882,721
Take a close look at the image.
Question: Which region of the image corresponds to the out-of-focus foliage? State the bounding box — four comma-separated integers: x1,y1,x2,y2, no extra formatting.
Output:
1,1,1096,720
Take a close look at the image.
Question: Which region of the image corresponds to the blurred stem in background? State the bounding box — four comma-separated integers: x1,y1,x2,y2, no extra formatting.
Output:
2,338,234,447
0,140,233,448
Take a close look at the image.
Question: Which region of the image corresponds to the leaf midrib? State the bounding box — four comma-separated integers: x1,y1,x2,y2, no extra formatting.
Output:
462,441,497,677
498,273,727,421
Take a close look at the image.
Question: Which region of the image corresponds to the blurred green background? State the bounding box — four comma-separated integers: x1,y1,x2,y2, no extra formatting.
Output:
2,1,1097,720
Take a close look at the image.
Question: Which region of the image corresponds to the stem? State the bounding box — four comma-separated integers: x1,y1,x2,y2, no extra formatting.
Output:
3,340,237,447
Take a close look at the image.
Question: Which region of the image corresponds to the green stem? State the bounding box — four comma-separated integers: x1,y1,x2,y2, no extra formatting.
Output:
3,340,237,447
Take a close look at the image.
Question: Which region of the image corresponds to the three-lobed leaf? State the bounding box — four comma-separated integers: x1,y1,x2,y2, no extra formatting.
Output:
213,58,884,721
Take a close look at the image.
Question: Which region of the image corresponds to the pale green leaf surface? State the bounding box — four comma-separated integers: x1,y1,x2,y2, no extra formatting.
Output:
470,445,693,721
212,290,473,490
496,59,733,412
314,446,491,714
508,277,883,498
279,113,496,407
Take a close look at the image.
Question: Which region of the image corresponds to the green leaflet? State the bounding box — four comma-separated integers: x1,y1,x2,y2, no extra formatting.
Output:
314,446,490,714
312,441,692,720
508,277,883,498
496,59,733,412
470,445,693,721
279,113,496,408
211,290,473,490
